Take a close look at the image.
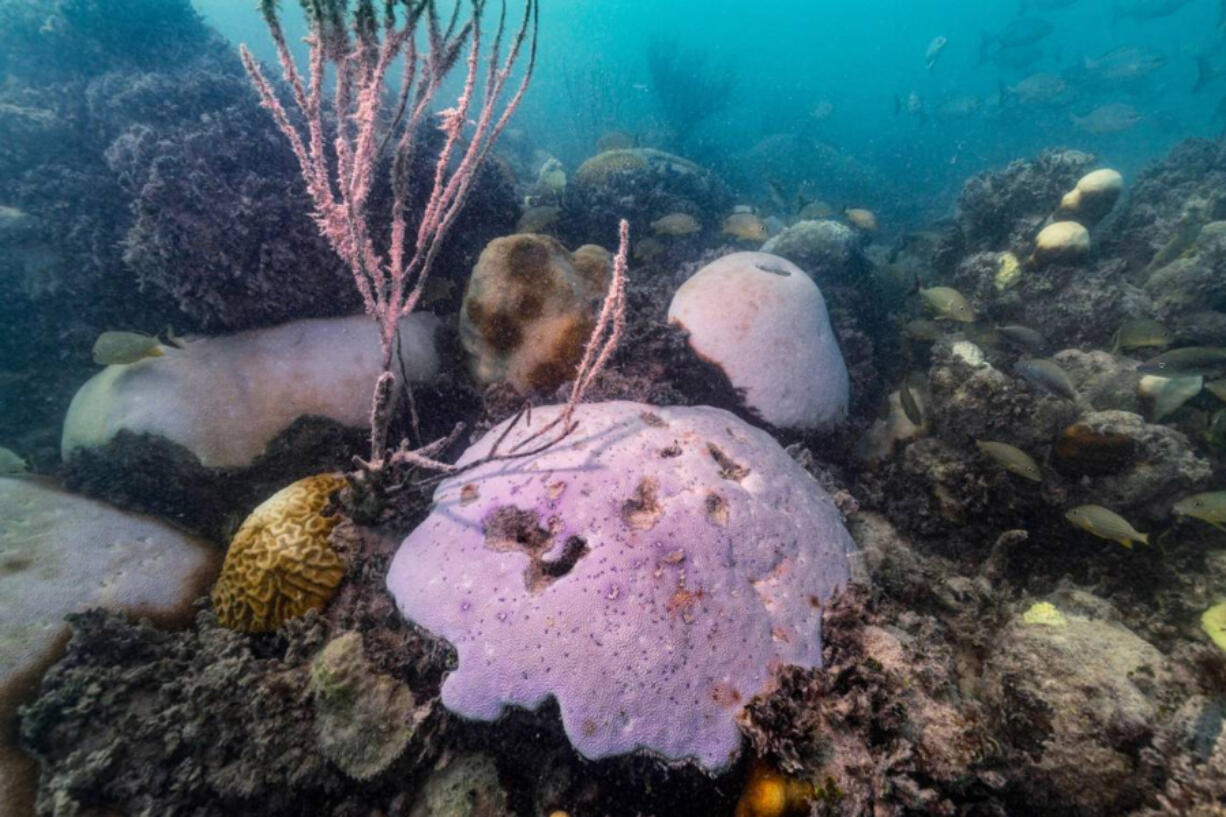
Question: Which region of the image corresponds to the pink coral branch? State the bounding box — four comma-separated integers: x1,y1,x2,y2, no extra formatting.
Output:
242,0,538,465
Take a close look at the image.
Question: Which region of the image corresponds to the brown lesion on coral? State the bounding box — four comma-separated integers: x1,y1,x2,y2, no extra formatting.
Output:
622,477,663,530
504,234,556,288
478,310,525,354
705,491,730,527
483,506,589,592
459,483,480,505
640,411,668,428
660,444,682,458
666,585,704,623
525,535,590,592
524,314,592,393
483,506,553,555
707,442,750,481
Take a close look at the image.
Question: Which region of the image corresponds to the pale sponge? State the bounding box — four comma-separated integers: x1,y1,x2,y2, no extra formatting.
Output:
387,402,855,771
61,315,439,468
668,251,849,429
0,476,218,815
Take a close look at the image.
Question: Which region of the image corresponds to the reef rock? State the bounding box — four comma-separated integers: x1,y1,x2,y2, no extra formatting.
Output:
563,148,730,248
408,753,507,817
1057,410,1212,519
387,401,856,772
978,599,1183,816
460,233,609,395
0,476,218,817
61,314,439,468
309,631,427,780
938,149,1097,271
668,252,849,429
759,219,867,285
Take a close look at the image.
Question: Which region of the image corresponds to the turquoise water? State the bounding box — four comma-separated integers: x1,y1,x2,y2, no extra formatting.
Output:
198,0,1224,225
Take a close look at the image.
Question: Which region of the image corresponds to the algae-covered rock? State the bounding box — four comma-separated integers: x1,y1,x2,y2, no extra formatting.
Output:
408,753,507,817
979,602,1183,816
309,631,425,780
759,219,866,284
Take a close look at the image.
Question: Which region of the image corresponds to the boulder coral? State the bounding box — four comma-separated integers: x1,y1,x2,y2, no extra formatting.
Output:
668,252,849,430
387,401,855,772
0,476,218,817
61,314,440,468
460,233,609,395
211,473,348,633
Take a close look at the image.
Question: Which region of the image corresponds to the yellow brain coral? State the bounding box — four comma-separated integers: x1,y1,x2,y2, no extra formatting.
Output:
212,473,348,633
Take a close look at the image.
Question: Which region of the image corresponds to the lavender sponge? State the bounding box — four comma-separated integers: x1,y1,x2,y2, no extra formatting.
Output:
387,401,854,771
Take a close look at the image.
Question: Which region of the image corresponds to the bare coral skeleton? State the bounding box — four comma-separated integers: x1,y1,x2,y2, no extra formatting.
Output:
241,0,628,477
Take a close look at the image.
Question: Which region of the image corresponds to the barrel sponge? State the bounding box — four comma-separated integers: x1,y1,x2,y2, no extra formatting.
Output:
387,401,855,772
61,314,440,468
668,251,849,430
459,233,609,395
211,473,348,633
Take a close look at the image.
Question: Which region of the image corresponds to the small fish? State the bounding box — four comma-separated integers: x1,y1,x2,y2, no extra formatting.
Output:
1173,491,1226,531
1137,347,1226,376
844,208,878,231
1145,219,1203,272
798,200,834,220
1072,103,1142,134
976,440,1043,481
1194,52,1224,94
1139,374,1203,421
997,324,1047,352
982,17,1055,60
1001,73,1070,106
1083,46,1167,82
633,236,666,262
722,212,768,242
919,286,974,322
1065,504,1149,548
899,371,927,427
1014,358,1078,399
1112,0,1192,22
925,35,948,71
0,445,28,474
902,319,943,342
936,95,983,119
895,91,925,118
810,100,834,122
1111,318,1170,352
652,212,701,236
92,331,163,365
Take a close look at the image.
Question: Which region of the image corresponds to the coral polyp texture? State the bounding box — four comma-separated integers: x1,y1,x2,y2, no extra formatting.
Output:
212,473,349,633
387,401,855,772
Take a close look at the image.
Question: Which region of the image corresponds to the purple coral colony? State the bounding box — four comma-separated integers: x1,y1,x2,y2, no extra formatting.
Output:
4,0,1226,815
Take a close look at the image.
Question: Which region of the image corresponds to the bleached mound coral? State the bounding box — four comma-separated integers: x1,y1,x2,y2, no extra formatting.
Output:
61,314,439,468
668,252,849,430
387,402,855,772
0,476,218,814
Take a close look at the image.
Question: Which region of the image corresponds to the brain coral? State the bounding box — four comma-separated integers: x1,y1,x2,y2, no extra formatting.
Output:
212,473,348,633
387,401,855,771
